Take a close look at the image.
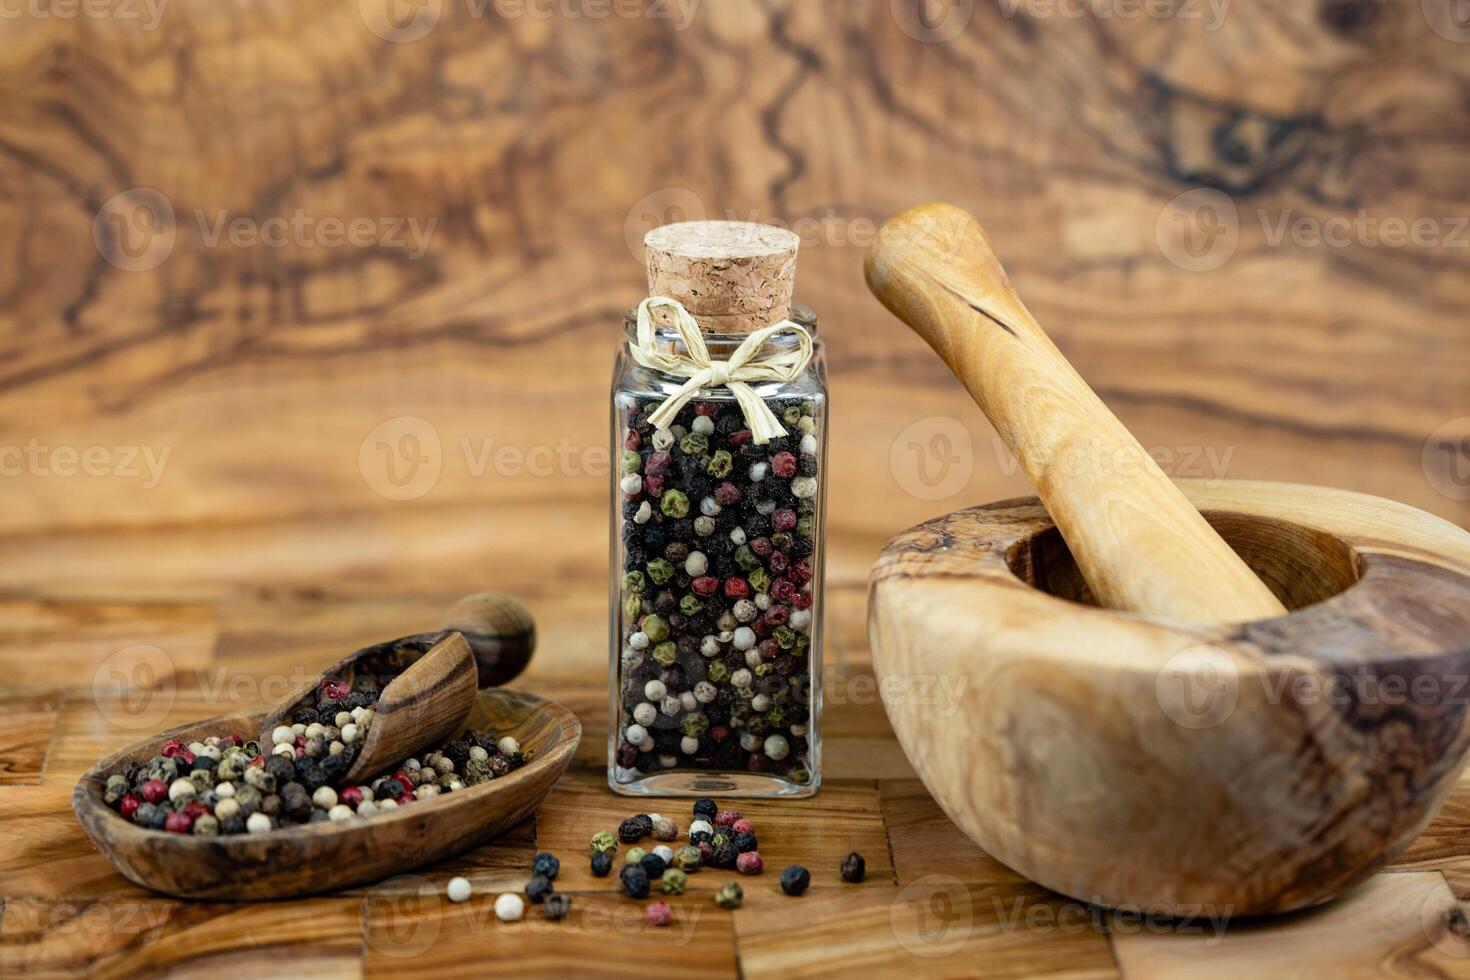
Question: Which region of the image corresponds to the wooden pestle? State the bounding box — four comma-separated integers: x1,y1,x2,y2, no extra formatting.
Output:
865,203,1285,623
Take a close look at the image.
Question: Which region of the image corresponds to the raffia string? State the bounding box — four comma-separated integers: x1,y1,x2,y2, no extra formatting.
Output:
630,296,814,445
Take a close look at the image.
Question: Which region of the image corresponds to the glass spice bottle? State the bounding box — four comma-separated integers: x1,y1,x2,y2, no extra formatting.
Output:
609,221,825,797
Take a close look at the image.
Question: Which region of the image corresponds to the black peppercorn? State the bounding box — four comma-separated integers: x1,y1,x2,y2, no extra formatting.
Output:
733,832,758,853
543,893,572,921
532,852,560,880
712,842,738,869
525,874,554,904
639,854,666,879
779,865,811,896
591,851,613,877
620,864,650,899
618,814,653,843
840,852,866,883
690,830,712,846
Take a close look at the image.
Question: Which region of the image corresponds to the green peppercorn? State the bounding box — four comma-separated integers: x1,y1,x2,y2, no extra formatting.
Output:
642,615,670,642
749,568,772,593
624,596,643,618
754,662,776,676
782,405,802,425
679,713,709,738
590,831,618,856
796,515,814,537
623,570,647,595
715,881,744,909
679,432,708,456
626,846,647,865
679,595,704,616
706,450,733,477
661,489,690,518
652,641,678,666
774,625,797,649
660,868,687,895
646,559,675,585
734,545,758,571
707,661,730,683
622,450,642,474
673,846,701,872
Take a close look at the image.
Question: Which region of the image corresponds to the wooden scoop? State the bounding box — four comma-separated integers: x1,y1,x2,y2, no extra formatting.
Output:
865,203,1285,623
260,592,537,782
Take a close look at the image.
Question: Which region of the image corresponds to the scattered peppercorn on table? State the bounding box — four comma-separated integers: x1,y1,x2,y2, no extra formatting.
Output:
3,529,1470,977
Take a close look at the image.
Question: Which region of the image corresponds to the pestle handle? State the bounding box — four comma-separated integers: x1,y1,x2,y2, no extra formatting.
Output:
864,203,1285,624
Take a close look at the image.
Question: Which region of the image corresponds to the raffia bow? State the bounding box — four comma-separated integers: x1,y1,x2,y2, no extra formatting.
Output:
630,296,814,445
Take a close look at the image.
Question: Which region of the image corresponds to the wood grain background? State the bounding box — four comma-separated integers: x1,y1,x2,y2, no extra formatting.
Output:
0,0,1466,604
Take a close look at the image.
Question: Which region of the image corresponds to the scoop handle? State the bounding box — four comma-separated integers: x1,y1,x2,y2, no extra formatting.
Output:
865,203,1285,624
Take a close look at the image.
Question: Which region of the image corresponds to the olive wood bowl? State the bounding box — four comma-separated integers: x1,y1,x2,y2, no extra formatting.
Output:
73,688,580,900
869,479,1470,917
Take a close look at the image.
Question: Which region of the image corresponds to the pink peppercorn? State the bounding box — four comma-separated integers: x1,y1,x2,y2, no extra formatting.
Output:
694,403,719,416
119,795,141,819
691,576,719,597
728,430,753,446
177,750,197,765
625,430,641,451
732,818,755,835
714,481,741,505
772,508,797,531
764,606,789,627
768,552,789,574
715,809,742,827
643,474,665,498
160,739,187,758
709,726,730,743
646,901,673,927
770,452,797,478
221,733,243,747
183,801,212,819
750,536,772,556
322,680,351,701
736,851,764,875
697,841,715,861
723,577,750,600
789,559,812,584
771,578,798,603
141,780,167,805
758,638,780,659
792,592,811,610
164,811,193,834
340,786,364,808
645,451,672,476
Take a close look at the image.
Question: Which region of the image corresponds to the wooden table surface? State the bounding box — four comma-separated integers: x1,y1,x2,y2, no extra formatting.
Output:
1,514,1469,978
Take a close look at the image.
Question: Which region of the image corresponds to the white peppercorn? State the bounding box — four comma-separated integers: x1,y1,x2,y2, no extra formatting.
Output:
447,877,472,903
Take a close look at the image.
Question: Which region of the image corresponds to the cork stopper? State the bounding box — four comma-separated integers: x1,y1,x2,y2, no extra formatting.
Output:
644,221,800,333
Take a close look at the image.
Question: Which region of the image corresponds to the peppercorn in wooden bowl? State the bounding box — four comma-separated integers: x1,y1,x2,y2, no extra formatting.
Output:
73,688,580,900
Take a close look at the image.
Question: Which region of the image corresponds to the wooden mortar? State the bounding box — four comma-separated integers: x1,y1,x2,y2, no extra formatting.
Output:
864,203,1470,915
